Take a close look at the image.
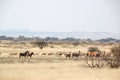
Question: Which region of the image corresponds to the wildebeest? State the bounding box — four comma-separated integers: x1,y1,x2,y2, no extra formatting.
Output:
96,52,101,58
72,51,81,59
27,52,34,58
19,50,29,58
65,52,71,59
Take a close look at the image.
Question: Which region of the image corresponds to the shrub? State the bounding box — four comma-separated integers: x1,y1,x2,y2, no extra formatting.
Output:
34,40,48,49
110,45,120,68
72,42,80,46
88,47,99,52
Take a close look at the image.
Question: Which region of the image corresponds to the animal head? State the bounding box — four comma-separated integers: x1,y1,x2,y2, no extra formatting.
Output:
31,52,34,55
25,50,29,53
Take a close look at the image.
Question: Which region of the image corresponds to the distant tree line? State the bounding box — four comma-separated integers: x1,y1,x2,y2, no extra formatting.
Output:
0,35,120,43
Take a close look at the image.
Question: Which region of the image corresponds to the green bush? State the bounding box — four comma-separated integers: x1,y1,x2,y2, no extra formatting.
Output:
88,47,99,52
34,40,48,49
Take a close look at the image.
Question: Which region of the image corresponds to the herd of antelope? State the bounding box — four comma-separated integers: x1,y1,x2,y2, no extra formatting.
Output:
0,49,111,60
11,50,110,60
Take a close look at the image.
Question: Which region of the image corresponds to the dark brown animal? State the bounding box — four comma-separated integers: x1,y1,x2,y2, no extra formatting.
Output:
27,52,34,58
96,52,101,58
65,52,71,59
72,51,81,59
19,50,29,58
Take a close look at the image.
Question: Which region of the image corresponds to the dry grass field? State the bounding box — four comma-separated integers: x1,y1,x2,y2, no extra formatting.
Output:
0,40,120,80
0,62,120,80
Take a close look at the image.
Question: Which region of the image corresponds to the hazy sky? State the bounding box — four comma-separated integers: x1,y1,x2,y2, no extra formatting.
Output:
0,0,120,33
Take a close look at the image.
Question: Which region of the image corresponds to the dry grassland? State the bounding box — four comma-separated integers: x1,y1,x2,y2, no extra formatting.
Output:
0,40,120,80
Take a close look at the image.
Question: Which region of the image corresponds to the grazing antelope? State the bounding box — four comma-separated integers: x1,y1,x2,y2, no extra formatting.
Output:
27,52,34,58
65,52,71,59
96,52,101,58
72,51,81,59
86,51,101,58
19,50,29,58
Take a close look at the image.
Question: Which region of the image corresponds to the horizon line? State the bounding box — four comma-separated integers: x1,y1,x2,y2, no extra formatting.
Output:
0,29,119,34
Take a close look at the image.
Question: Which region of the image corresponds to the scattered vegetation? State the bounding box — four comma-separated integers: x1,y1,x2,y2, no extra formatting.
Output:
0,35,120,43
72,42,80,46
35,40,48,49
86,47,102,68
88,47,99,52
0,36,120,69
110,45,120,68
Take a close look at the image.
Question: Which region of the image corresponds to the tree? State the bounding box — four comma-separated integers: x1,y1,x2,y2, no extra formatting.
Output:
86,47,101,68
35,40,48,49
88,47,99,52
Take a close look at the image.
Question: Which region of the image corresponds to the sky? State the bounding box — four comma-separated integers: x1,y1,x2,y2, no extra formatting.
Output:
0,0,120,33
